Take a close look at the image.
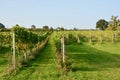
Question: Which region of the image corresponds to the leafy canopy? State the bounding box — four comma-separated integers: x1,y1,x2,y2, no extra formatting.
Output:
96,19,108,30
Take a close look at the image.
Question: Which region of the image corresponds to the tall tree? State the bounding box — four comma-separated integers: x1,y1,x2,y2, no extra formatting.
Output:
50,27,54,31
107,16,120,30
31,25,36,29
56,27,60,31
56,27,65,31
0,23,5,28
42,26,49,30
60,27,64,31
96,19,108,30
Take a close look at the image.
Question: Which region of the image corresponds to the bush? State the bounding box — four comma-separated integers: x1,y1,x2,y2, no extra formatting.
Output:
66,34,77,44
77,34,88,44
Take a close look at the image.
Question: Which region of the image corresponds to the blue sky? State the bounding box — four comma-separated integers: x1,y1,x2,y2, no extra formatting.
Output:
0,0,120,29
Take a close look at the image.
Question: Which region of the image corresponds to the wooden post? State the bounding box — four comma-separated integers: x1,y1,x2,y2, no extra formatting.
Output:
61,34,65,63
100,32,103,43
112,33,115,43
77,35,80,44
89,32,92,43
113,33,117,42
115,33,117,42
13,31,16,69
24,49,27,61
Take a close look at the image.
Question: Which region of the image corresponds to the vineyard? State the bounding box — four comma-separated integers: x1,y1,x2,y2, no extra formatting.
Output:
1,28,120,80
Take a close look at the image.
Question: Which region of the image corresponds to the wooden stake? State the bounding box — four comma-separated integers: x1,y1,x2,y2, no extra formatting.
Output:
89,32,92,43
100,32,103,43
77,35,80,44
112,33,115,43
61,34,65,62
13,31,16,69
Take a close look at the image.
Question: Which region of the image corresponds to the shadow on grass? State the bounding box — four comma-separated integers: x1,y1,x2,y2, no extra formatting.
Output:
66,43,120,71
16,41,55,79
0,46,10,65
16,43,48,80
21,41,53,68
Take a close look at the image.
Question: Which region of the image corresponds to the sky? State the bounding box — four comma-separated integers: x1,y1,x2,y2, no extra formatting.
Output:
0,0,120,29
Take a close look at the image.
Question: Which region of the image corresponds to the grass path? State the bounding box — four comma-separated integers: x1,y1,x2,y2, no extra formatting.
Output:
5,34,58,80
0,47,10,78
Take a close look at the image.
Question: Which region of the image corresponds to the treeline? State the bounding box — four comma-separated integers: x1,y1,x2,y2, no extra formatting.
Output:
1,15,120,31
96,16,120,30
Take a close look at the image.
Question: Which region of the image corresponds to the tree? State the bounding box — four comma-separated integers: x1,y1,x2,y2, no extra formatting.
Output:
56,27,60,31
0,23,5,28
60,27,64,31
42,26,49,30
31,25,36,29
73,27,78,30
107,16,120,30
16,24,19,26
50,27,54,31
56,27,65,31
96,19,108,30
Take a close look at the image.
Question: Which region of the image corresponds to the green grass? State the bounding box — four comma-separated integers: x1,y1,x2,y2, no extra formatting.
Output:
0,46,10,78
65,42,120,80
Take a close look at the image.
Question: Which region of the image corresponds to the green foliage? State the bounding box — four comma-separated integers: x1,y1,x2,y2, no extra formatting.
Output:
31,25,36,29
10,26,49,70
56,27,65,31
12,26,39,45
42,25,49,30
77,34,88,43
54,39,61,51
0,23,5,28
96,19,108,30
67,33,77,44
107,16,120,30
50,27,54,31
0,32,11,45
